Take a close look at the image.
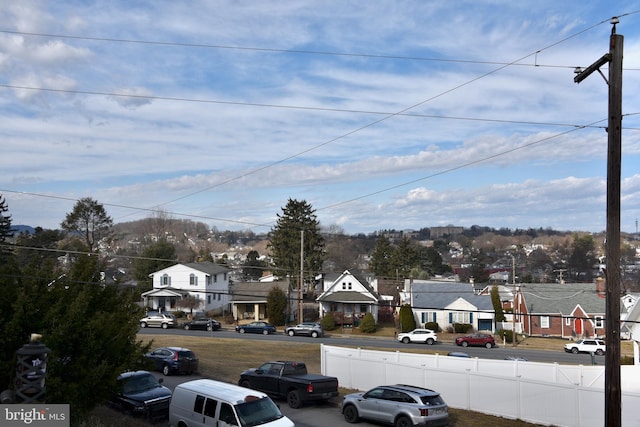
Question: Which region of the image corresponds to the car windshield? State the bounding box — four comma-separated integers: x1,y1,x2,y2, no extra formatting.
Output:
420,394,445,406
235,396,284,427
121,373,160,394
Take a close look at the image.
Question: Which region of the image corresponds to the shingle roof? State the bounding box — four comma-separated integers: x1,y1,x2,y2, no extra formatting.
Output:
231,281,290,303
184,261,231,275
409,280,494,311
519,282,605,315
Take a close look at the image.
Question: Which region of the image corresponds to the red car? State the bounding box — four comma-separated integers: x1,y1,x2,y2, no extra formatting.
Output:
455,333,495,348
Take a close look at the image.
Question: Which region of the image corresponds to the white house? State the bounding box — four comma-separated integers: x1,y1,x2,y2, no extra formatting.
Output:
399,279,496,332
142,262,231,314
316,270,384,325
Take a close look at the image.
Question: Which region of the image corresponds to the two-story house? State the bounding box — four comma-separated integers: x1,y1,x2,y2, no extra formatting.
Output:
142,261,231,315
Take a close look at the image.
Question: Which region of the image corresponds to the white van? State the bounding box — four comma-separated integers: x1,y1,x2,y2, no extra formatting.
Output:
169,379,294,427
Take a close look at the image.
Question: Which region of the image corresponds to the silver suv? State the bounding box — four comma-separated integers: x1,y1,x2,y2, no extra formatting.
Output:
140,312,177,329
342,384,448,427
285,322,324,338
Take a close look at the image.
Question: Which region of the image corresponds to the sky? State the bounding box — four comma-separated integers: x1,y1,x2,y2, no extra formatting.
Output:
1,1,640,236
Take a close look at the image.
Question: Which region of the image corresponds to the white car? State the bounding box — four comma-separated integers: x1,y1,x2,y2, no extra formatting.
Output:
564,339,606,355
397,328,438,345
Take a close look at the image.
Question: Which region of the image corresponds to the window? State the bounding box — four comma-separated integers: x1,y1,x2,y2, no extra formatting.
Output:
224,273,227,281
451,312,470,324
214,274,217,283
348,282,352,290
565,317,571,326
203,398,217,418
595,316,604,328
540,316,550,328
422,312,436,323
219,403,238,426
207,276,212,286
207,295,211,304
190,273,197,285
162,274,170,286
342,283,346,290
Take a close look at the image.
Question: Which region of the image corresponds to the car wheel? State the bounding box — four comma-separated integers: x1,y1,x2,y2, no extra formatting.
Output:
485,342,492,349
262,329,269,335
140,322,147,328
395,415,412,427
571,347,579,354
161,323,168,329
240,379,251,388
184,324,190,330
596,349,604,355
162,365,171,376
426,338,434,345
288,330,295,336
239,328,245,333
343,404,359,423
287,390,302,409
402,337,410,344
461,341,469,347
311,331,319,338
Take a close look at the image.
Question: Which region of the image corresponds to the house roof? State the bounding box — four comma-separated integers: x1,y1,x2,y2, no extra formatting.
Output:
408,280,494,311
318,290,378,303
519,282,605,315
150,261,231,277
141,287,187,297
230,281,290,303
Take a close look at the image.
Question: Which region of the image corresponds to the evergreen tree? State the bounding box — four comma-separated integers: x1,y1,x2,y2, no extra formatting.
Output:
370,236,395,277
268,199,324,288
0,194,14,258
266,286,288,326
242,250,265,281
399,304,416,332
60,197,113,252
132,240,177,290
359,312,377,333
491,285,506,322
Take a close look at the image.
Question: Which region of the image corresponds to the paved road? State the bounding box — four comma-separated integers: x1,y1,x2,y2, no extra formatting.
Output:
139,326,605,366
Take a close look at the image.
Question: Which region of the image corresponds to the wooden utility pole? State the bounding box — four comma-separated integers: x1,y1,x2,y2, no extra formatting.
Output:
299,230,304,323
574,17,623,426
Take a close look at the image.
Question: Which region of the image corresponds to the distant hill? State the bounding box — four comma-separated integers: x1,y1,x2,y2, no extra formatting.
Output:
12,225,36,235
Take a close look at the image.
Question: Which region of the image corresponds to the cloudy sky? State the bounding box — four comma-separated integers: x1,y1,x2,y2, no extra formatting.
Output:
1,1,640,235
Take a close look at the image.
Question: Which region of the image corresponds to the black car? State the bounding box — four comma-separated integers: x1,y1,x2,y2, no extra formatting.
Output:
235,321,277,335
145,347,199,376
182,317,221,331
111,370,172,422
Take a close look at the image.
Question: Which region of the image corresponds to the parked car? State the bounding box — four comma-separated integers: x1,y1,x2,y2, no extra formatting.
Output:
341,384,448,427
145,347,199,376
285,322,323,338
139,312,177,329
182,317,221,331
564,339,606,355
110,370,172,422
455,332,495,348
397,328,438,345
239,361,339,408
236,321,276,335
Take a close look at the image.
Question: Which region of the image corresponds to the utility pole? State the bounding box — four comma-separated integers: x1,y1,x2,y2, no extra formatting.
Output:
299,230,304,323
511,254,516,348
574,17,623,427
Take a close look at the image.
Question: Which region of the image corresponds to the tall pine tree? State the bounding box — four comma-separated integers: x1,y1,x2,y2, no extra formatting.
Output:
268,199,325,288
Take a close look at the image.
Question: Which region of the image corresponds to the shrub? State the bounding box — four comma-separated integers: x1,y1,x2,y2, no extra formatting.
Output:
425,321,440,332
453,323,473,333
321,313,336,331
359,313,377,333
399,304,416,333
499,329,516,344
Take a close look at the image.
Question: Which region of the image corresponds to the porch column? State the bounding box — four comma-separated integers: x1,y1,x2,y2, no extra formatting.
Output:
254,303,260,321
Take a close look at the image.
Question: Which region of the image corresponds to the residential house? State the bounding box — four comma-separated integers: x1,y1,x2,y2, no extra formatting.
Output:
399,279,496,332
517,282,606,339
316,270,388,325
142,262,231,315
230,280,291,322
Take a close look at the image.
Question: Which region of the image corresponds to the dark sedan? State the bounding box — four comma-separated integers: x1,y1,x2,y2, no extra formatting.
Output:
235,321,276,335
182,317,221,331
111,370,171,422
145,347,199,376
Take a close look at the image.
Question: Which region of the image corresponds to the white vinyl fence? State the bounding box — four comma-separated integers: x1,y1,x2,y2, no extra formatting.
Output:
320,345,640,427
